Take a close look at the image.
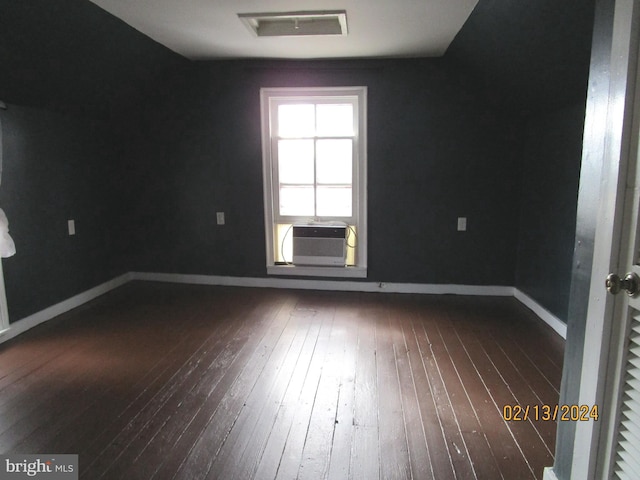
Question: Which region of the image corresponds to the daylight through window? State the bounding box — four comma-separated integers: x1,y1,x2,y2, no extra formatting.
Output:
261,87,367,277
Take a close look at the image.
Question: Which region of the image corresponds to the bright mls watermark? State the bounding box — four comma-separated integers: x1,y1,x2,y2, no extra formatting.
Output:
1,455,77,479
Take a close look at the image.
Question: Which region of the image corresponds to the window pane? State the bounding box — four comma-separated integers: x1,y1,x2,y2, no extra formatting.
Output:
280,186,314,216
316,139,353,184
317,186,352,217
278,104,315,138
278,140,314,184
316,104,353,136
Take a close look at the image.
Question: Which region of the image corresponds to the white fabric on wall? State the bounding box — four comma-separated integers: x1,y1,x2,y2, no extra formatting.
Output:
0,209,15,258
0,113,15,258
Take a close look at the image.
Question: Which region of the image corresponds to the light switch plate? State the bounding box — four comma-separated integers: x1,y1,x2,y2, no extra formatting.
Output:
68,219,76,235
457,217,467,231
216,212,225,225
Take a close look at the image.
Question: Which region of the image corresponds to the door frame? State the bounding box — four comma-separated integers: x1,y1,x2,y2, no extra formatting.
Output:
551,0,640,478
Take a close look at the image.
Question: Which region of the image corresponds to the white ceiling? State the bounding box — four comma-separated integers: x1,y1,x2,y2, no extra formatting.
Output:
88,0,479,60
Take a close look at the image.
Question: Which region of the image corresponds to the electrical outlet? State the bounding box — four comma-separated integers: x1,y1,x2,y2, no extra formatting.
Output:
68,219,76,236
457,217,467,231
216,212,225,225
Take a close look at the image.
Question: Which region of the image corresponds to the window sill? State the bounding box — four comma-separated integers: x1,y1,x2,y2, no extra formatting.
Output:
267,264,367,278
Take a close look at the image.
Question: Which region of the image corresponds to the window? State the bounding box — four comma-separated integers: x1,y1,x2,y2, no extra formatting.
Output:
261,87,367,277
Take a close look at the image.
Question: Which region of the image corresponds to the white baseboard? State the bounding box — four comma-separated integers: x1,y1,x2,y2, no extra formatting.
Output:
130,271,514,297
543,466,560,480
514,288,567,339
0,273,132,345
0,271,567,344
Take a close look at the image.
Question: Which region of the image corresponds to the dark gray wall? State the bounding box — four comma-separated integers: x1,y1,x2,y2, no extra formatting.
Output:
515,105,586,319
447,0,595,322
0,0,188,119
445,0,595,115
120,59,522,286
0,0,187,322
0,106,125,320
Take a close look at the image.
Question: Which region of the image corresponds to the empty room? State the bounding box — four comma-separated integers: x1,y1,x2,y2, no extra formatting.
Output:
2,0,638,479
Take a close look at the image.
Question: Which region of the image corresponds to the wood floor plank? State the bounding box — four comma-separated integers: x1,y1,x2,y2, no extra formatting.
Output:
273,299,336,480
251,308,326,480
170,295,297,479
413,303,480,479
349,297,380,480
326,297,358,480
217,312,320,480
0,344,98,448
428,323,502,480
455,298,560,478
499,300,565,373
206,302,311,479
475,330,559,449
79,293,243,477
375,297,412,480
389,299,434,480
139,293,286,479
296,298,350,480
0,283,565,480
401,298,457,479
94,298,250,479
162,294,295,479
487,328,560,408
471,297,564,391
439,314,537,480
13,287,233,455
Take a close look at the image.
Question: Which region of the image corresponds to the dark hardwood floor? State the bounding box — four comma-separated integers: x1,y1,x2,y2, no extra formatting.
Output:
0,281,564,479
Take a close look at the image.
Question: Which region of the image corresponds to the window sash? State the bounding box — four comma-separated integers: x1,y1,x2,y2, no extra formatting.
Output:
273,134,356,221
272,98,358,221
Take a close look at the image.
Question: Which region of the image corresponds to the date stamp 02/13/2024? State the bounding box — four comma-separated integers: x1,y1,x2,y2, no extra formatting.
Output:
502,404,600,422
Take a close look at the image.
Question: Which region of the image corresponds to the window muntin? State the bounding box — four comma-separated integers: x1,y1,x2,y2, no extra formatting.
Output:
274,101,356,221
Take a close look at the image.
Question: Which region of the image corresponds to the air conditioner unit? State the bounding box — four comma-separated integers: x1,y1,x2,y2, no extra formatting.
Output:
292,225,347,266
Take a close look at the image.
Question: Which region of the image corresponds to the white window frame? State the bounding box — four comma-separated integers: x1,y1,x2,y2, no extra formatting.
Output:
261,86,367,278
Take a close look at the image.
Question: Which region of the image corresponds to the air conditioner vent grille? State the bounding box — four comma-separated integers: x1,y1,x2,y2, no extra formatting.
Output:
292,225,346,266
238,10,348,37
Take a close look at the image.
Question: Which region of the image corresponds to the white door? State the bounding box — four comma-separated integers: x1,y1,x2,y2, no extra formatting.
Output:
597,105,640,477
567,0,640,477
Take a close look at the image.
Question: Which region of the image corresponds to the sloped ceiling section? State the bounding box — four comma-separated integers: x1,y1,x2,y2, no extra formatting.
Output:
0,0,188,117
445,0,596,114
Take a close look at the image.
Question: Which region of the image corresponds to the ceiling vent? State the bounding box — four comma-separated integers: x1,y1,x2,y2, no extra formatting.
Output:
238,10,348,37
